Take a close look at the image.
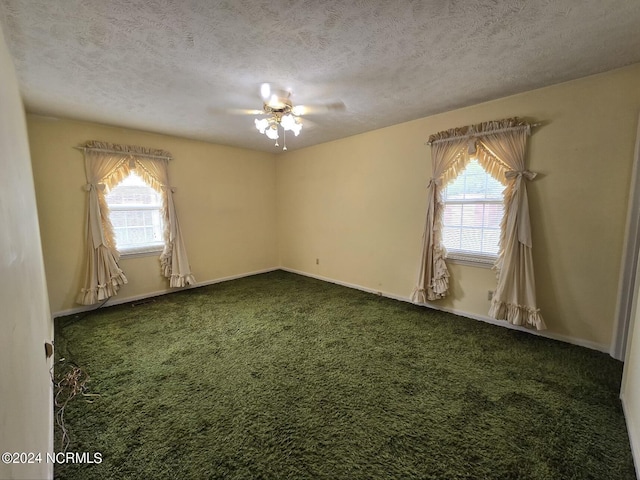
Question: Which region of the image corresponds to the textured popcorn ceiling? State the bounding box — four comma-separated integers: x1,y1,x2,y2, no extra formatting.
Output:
1,0,640,153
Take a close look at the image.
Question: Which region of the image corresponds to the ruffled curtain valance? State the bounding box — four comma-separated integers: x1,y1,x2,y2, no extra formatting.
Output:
413,118,545,330
77,141,195,305
427,117,531,144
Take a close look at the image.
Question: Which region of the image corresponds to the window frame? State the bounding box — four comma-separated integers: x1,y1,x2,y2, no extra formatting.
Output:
105,173,165,257
440,160,504,268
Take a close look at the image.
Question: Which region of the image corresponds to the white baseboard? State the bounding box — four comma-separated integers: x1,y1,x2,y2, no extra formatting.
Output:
280,267,610,353
54,265,609,353
280,267,409,301
620,393,640,479
192,267,279,288
429,303,609,353
52,267,279,318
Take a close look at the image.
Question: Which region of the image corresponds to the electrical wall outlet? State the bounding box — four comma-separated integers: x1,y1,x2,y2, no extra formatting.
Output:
487,290,494,301
44,341,54,359
316,258,319,265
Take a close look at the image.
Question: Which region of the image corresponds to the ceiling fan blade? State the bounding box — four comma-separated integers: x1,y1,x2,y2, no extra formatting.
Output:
292,101,346,115
299,117,318,129
208,106,265,115
229,108,265,115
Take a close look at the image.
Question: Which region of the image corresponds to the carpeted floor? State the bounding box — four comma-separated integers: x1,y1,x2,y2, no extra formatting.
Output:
54,270,634,479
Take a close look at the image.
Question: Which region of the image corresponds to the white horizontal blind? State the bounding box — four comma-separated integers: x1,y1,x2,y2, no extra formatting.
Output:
105,172,164,254
441,159,504,262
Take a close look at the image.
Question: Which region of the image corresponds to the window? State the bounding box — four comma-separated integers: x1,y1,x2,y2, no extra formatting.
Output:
105,172,164,255
441,159,504,265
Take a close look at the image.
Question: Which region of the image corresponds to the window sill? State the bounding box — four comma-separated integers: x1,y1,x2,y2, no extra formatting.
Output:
445,252,497,269
118,246,163,259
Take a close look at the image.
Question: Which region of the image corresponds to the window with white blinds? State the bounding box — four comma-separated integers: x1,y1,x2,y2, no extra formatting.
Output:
105,172,165,255
441,159,504,265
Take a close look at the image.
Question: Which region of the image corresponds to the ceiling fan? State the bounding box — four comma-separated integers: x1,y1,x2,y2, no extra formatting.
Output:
227,83,345,150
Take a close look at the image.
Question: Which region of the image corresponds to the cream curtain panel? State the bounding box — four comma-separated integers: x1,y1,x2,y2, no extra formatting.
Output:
77,141,195,305
77,147,129,305
479,123,545,330
413,118,545,330
411,136,468,302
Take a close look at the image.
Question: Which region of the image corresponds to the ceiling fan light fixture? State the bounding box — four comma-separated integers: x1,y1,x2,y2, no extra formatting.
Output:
281,113,302,135
255,99,304,148
265,124,279,140
254,117,269,134
268,95,286,110
249,83,340,149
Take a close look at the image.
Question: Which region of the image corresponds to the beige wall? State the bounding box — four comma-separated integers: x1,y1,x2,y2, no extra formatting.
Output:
25,64,640,348
0,27,53,480
27,117,278,315
277,64,640,350
12,46,640,478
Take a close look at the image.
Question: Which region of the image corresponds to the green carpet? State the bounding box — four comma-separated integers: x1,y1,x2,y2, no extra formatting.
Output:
54,270,634,479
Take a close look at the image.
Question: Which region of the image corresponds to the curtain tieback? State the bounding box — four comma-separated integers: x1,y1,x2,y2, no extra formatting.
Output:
161,185,177,193
84,183,106,192
427,178,442,189
505,170,537,181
